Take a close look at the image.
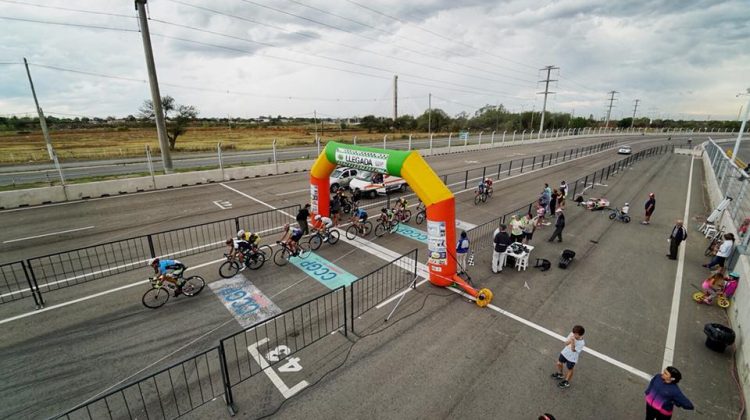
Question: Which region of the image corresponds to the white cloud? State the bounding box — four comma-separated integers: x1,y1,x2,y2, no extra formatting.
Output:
0,0,747,120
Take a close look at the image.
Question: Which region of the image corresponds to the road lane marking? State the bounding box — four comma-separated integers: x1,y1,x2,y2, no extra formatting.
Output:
212,200,232,209
3,225,95,243
248,338,308,399
276,188,310,196
662,155,695,369
220,183,295,219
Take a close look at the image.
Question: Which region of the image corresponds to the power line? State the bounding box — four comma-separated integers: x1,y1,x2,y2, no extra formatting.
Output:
343,0,539,72
0,15,138,32
0,0,136,19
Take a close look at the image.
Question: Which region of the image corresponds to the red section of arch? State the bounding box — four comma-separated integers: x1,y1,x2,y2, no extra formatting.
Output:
310,175,330,219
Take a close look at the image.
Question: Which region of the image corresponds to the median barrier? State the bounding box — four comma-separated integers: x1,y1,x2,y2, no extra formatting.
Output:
0,185,67,208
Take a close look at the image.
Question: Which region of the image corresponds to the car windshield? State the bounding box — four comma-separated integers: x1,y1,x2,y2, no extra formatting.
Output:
331,168,344,177
355,171,373,181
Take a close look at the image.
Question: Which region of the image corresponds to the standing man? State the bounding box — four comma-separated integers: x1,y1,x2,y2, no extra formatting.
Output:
642,192,656,225
667,220,687,260
492,224,512,273
548,208,565,242
644,367,694,419
456,231,470,274
296,203,311,235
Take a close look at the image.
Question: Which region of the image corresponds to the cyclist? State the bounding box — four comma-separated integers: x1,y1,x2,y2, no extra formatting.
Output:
148,258,186,296
484,177,493,195
476,179,486,198
351,206,368,233
238,229,261,253
313,214,334,241
380,207,395,225
394,196,408,220
416,199,426,213
280,223,304,256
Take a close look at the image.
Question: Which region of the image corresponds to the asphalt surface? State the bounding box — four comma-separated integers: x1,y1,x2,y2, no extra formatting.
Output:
0,134,741,419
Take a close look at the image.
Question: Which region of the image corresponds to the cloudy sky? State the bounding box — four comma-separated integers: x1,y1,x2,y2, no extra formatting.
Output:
1,0,748,121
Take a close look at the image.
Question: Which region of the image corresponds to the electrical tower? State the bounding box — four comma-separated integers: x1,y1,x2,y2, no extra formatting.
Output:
537,65,558,134
605,90,619,128
631,99,640,128
393,75,398,123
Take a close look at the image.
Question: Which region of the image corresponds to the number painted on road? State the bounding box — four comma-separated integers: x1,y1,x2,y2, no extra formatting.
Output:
278,357,303,372
266,345,291,362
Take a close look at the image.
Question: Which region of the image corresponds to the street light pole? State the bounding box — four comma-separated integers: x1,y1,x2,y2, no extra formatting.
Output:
731,89,750,162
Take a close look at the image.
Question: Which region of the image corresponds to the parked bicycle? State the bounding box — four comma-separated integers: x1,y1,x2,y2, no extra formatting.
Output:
608,207,631,223
142,273,205,309
273,240,311,266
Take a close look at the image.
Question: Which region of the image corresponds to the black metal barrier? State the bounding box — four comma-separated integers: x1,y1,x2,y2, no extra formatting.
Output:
466,143,678,253
7,204,300,309
350,248,419,333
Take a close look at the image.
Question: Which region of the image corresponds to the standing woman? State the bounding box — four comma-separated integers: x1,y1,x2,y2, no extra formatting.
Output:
703,233,735,270
549,188,559,215
645,366,694,419
510,215,524,243
557,189,566,210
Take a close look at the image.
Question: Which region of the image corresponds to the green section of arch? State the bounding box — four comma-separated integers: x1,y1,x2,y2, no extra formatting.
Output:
324,141,410,177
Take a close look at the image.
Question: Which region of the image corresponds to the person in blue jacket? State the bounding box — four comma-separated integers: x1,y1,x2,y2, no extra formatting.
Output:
645,366,694,419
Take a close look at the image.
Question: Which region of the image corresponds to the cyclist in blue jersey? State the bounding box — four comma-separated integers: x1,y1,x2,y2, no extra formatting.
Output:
280,223,304,256
148,258,186,295
351,207,368,234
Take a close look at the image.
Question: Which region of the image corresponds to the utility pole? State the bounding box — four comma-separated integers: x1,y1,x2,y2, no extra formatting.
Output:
495,102,500,131
23,57,55,160
731,89,750,163
393,75,398,123
135,0,173,173
631,99,640,128
537,65,558,134
314,110,318,139
428,93,432,135
605,90,619,128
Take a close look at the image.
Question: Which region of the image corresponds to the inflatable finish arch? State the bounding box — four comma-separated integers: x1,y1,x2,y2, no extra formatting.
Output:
309,141,492,306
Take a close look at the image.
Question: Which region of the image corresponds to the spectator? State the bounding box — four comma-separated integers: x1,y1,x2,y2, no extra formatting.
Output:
536,202,547,227
548,208,565,242
542,184,552,213
456,231,470,274
549,188,559,215
510,215,524,243
557,189,566,210
330,194,342,226
667,220,687,260
703,233,735,269
559,180,568,197
642,192,656,225
645,366,694,419
538,415,556,420
551,325,585,388
522,212,537,244
492,224,512,273
296,204,311,234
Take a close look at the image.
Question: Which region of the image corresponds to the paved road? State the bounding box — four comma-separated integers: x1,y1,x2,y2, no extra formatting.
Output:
1,134,740,419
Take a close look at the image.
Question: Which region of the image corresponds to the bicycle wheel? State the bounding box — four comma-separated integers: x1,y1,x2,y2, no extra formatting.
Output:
481,193,487,203
298,241,311,259
142,287,169,309
622,215,631,223
182,276,205,297
362,221,373,236
274,248,291,266
246,252,265,270
328,230,340,245
219,260,240,278
401,209,412,223
487,188,493,198
608,212,617,220
692,291,706,302
259,245,273,261
705,242,716,257
309,234,322,250
342,203,352,214
389,219,400,233
416,211,426,225
718,296,731,308
346,225,359,240
474,194,481,205
375,222,387,237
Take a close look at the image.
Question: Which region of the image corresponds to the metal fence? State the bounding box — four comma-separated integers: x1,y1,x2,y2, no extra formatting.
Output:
55,347,226,420
439,141,616,193
466,143,677,254
705,139,750,230
349,248,419,332
7,204,300,309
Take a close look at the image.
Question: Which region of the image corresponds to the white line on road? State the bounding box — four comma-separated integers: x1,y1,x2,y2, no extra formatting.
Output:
220,183,296,219
662,155,695,369
3,225,95,243
276,188,310,196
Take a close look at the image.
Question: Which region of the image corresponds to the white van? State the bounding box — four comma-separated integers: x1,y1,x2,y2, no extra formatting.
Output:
349,170,407,198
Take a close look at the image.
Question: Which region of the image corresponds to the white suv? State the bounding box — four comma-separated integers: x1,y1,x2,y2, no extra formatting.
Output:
329,167,360,192
349,170,407,198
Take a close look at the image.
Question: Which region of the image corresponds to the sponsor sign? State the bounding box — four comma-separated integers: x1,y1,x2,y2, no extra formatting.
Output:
334,147,389,173
427,220,447,265
394,224,428,244
290,252,357,289
310,184,319,214
210,277,281,328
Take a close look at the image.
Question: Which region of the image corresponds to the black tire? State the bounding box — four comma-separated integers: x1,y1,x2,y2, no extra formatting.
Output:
182,276,205,296
328,230,340,245
416,211,426,225
259,245,273,261
219,260,240,278
342,203,352,214
142,287,169,309
608,212,617,220
375,222,387,237
346,225,359,240
309,234,322,250
481,193,487,203
330,183,340,193
362,221,373,236
487,188,493,198
623,215,631,223
274,248,291,266
246,253,264,270
474,194,481,205
369,190,377,198
298,241,311,258
399,183,407,192
401,209,412,223
389,219,400,233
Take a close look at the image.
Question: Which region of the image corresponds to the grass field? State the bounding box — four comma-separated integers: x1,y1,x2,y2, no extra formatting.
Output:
0,126,432,163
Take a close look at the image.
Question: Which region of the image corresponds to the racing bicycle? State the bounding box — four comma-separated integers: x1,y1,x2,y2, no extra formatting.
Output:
374,215,399,237
474,188,491,205
309,228,340,250
273,240,311,266
345,219,373,239
142,273,205,309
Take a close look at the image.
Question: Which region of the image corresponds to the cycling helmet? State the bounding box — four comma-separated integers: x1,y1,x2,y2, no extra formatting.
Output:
649,192,655,197
381,207,388,212
624,202,630,206
314,214,322,220
147,258,159,266
237,229,245,237
728,272,740,280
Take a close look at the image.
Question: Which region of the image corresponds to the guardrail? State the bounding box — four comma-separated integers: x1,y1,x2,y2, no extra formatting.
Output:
4,204,300,309
349,248,419,333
